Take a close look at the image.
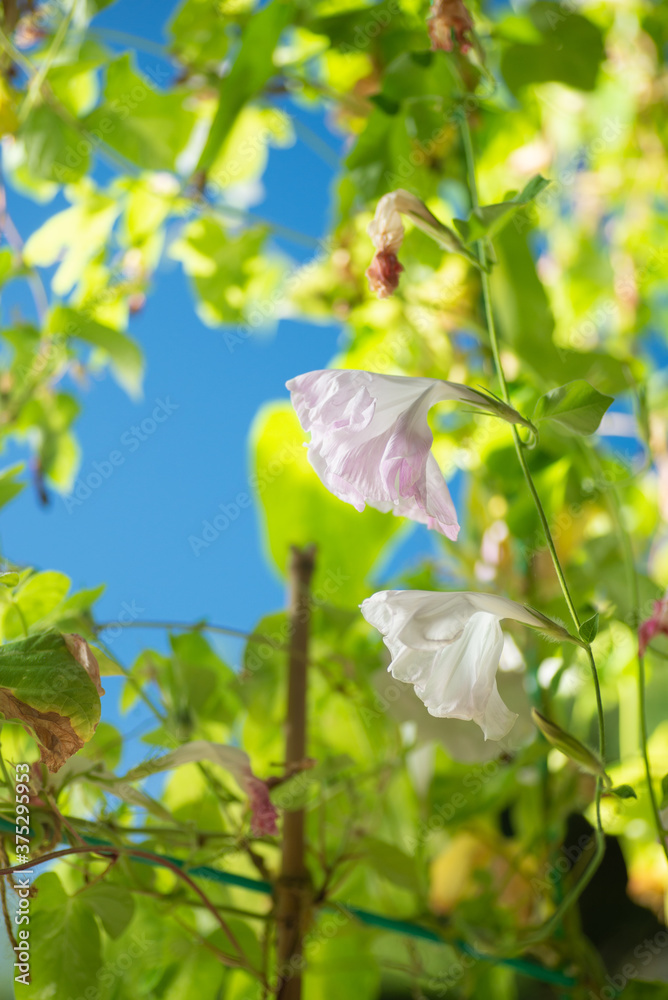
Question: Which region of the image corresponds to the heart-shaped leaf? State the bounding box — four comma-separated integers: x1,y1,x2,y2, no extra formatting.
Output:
533,380,613,435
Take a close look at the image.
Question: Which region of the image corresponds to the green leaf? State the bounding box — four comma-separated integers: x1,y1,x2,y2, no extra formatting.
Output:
119,740,254,787
0,248,14,287
370,93,400,115
84,54,196,171
168,0,233,67
531,709,608,782
617,983,668,998
579,613,599,644
19,103,89,184
169,218,284,327
303,930,381,1000
80,883,135,939
533,380,613,435
490,226,630,392
401,208,483,269
50,305,144,397
0,630,103,771
90,645,125,677
46,58,104,117
501,2,605,94
60,584,106,616
10,570,70,633
609,784,637,800
0,464,25,510
196,0,294,171
0,572,18,588
454,175,550,244
169,631,240,722
660,774,668,810
360,836,420,891
209,920,263,973
345,107,414,202
24,191,120,297
251,402,404,604
29,872,103,1000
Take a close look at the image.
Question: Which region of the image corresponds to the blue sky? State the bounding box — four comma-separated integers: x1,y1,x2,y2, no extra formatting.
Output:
0,0,439,746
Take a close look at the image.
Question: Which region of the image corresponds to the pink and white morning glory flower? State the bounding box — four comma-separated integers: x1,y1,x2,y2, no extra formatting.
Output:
287,369,531,541
360,590,577,740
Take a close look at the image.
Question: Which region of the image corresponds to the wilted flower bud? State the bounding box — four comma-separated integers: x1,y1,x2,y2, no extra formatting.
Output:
428,0,474,54
365,189,476,298
366,250,404,298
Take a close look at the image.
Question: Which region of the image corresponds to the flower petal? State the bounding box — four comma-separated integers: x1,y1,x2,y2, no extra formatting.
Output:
287,370,462,538
360,590,574,740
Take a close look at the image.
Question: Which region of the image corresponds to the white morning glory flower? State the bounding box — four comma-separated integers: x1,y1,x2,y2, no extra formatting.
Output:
360,590,577,740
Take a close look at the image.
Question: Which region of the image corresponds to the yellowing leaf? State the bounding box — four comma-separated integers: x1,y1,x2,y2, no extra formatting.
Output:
0,630,104,771
24,189,120,296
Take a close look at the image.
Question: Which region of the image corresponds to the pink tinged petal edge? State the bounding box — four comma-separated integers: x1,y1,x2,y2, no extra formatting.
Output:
286,370,461,540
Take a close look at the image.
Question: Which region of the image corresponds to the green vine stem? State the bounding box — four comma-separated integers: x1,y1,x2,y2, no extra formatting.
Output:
457,108,607,934
582,440,668,864
0,825,576,989
637,652,667,855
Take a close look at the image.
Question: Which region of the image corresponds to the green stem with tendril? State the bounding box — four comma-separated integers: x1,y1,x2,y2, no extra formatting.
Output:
457,108,607,936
